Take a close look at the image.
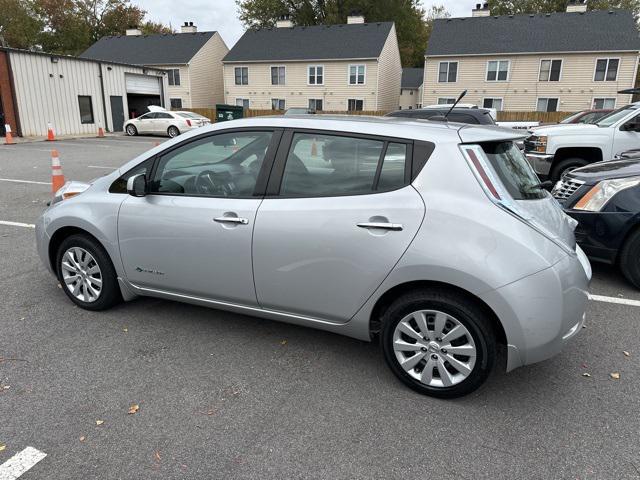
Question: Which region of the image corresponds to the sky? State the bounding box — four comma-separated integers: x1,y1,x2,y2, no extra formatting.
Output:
134,0,477,48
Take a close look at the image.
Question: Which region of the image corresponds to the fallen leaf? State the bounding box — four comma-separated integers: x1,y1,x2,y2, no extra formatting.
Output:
57,283,62,289
280,340,287,345
96,420,104,426
154,451,161,462
610,372,621,380
2,386,9,390
624,351,631,357
128,404,139,415
20,317,25,321
0,444,5,452
582,373,591,378
123,328,128,333
79,436,85,442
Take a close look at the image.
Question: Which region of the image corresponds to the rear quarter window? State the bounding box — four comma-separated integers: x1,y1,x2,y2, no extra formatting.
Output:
481,142,546,200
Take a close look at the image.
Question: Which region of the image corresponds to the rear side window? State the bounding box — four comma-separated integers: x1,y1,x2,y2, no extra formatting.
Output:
481,142,546,200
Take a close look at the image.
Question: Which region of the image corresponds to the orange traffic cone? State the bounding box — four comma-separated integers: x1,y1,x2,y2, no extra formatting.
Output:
97,125,105,138
47,122,55,142
4,124,14,145
51,149,65,194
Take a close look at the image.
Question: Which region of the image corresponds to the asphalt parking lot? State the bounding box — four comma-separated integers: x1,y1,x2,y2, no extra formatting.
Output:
1,136,640,479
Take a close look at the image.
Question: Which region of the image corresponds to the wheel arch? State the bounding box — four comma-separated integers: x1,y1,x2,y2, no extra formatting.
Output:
552,147,603,168
48,226,103,274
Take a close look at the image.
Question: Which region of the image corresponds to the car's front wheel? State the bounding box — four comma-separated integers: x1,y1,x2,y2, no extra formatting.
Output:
551,158,589,182
167,126,180,138
381,289,496,398
56,234,122,311
125,124,138,136
620,229,640,289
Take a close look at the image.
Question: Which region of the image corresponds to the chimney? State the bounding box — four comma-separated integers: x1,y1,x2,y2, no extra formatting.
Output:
126,27,142,36
566,0,588,12
347,10,365,24
472,3,490,17
181,21,197,33
276,14,294,28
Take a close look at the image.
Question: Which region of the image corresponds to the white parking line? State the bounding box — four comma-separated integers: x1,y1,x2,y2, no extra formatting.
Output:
0,221,35,229
589,294,640,307
0,447,47,480
0,178,51,186
87,165,117,170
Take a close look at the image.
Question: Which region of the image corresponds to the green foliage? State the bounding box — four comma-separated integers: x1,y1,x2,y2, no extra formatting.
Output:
0,0,43,49
237,0,432,67
489,0,640,18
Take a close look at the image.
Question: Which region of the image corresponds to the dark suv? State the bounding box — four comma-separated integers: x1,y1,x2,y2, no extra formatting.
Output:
386,108,496,125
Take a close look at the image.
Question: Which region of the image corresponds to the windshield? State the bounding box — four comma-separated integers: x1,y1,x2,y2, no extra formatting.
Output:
481,141,546,200
596,106,637,127
560,112,583,124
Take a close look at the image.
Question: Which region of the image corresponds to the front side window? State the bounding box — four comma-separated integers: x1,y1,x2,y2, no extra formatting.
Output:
170,98,183,109
595,58,619,81
438,61,458,83
150,131,274,197
539,59,562,82
234,67,248,85
537,98,559,112
593,98,616,110
483,98,503,111
109,158,154,194
78,96,94,124
487,60,509,82
271,66,285,85
348,99,364,111
155,112,173,119
168,69,181,86
308,65,324,85
280,133,408,196
236,98,250,108
309,98,323,111
438,97,456,105
271,99,285,110
349,64,366,85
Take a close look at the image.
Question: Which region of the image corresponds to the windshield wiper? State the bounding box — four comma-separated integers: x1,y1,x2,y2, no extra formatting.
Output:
529,180,554,190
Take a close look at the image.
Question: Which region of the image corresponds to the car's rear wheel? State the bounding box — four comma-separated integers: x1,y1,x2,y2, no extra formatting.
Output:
620,229,640,289
167,126,180,138
56,234,122,311
125,124,138,136
381,289,496,398
551,158,589,182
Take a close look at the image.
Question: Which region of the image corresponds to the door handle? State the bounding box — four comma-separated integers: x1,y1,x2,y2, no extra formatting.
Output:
357,222,403,231
214,216,249,225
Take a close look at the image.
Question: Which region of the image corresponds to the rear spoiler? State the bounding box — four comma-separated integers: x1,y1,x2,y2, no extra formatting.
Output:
457,124,528,144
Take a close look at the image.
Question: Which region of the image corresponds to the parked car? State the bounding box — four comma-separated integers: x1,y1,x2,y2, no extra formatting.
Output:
284,108,317,115
552,158,640,288
560,109,613,125
124,108,211,138
36,116,591,398
386,107,496,125
525,102,640,181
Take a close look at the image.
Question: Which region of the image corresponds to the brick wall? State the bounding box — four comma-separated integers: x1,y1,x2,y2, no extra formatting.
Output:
0,50,19,136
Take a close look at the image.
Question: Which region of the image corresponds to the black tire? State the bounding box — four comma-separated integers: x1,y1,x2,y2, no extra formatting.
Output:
550,158,589,182
620,229,640,289
55,234,122,311
167,126,180,138
125,124,138,136
381,288,496,398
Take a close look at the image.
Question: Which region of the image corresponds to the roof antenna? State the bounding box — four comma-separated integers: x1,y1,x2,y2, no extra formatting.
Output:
444,90,467,120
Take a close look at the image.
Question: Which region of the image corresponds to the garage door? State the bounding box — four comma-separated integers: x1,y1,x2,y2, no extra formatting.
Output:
125,74,161,95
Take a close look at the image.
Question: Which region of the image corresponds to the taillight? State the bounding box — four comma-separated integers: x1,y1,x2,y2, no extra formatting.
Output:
186,119,192,127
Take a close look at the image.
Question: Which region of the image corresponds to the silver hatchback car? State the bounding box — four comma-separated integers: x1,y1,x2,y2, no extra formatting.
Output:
35,116,591,398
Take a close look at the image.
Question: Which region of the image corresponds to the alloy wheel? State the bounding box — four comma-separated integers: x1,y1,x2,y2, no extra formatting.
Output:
392,310,477,388
60,247,103,303
126,125,136,136
168,126,179,138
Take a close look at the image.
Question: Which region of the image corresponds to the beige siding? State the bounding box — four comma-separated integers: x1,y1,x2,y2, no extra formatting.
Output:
423,52,639,111
399,88,420,109
223,60,379,111
376,24,402,111
190,33,229,108
154,64,191,108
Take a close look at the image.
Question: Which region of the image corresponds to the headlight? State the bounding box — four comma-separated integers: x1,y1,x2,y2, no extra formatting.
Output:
573,176,640,212
51,181,91,205
531,135,548,153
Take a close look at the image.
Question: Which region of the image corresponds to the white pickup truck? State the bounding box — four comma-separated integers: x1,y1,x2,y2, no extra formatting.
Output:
524,102,640,181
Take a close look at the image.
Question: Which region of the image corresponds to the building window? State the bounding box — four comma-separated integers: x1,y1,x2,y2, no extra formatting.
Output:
483,98,504,111
170,98,183,109
593,98,616,110
271,99,285,110
309,99,323,111
539,59,562,82
438,61,458,83
235,98,250,108
438,97,456,105
167,69,181,86
271,66,285,85
348,99,364,111
487,60,509,82
308,65,324,85
234,67,248,85
537,98,559,112
349,64,366,85
78,96,94,124
595,58,619,81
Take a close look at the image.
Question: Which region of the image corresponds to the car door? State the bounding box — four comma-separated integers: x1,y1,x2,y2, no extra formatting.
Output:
118,129,282,305
613,112,640,157
252,130,426,322
135,113,156,134
153,112,174,135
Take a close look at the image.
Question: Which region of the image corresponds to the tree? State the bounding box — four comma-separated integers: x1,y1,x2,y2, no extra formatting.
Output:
237,0,430,67
489,0,640,18
0,0,43,49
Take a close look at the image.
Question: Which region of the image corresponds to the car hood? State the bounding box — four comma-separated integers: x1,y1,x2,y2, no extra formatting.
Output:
531,124,599,136
568,158,640,183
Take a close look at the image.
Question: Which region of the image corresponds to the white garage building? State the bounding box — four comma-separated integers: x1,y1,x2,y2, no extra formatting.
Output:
0,47,169,137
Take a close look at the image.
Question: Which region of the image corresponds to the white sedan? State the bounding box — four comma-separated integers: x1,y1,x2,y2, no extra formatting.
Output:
124,109,211,138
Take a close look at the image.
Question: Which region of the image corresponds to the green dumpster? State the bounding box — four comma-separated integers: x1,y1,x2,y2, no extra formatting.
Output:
216,104,244,122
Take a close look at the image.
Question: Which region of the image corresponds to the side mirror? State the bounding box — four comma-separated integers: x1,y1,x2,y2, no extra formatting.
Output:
127,174,147,197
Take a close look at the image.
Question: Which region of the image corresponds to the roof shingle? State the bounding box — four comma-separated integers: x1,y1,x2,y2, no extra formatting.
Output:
401,68,424,88
427,9,640,56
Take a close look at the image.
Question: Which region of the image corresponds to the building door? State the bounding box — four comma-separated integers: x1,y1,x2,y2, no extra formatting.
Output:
110,96,125,132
